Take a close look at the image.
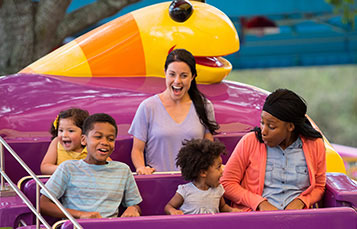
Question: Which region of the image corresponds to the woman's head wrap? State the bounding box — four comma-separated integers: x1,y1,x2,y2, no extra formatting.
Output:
263,89,307,125
256,88,322,140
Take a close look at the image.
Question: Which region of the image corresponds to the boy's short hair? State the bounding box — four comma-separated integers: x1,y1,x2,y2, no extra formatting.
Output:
82,113,118,136
176,139,226,181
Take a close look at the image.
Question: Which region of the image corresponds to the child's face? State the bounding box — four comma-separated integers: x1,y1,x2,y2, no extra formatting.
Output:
57,118,83,152
81,122,116,165
205,156,223,188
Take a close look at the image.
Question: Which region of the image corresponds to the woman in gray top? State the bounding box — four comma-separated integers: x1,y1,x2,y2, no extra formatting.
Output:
129,49,219,174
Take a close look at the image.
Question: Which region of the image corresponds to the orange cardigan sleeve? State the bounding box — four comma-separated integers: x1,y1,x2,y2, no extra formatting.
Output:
221,133,266,211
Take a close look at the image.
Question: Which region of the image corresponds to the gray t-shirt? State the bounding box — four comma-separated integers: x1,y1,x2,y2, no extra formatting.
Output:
177,182,225,214
128,95,216,171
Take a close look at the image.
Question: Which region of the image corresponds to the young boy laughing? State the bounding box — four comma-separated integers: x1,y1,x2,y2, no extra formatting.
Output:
40,113,142,219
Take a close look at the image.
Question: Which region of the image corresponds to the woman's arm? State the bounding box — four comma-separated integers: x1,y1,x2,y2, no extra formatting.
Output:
131,137,155,175
40,195,101,219
164,193,184,215
221,134,266,211
40,138,59,175
204,132,214,141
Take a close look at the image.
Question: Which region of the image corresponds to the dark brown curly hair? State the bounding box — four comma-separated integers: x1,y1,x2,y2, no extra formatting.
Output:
176,139,226,181
50,108,89,140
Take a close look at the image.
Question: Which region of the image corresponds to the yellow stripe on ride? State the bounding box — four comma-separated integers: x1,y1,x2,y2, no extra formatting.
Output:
20,40,92,77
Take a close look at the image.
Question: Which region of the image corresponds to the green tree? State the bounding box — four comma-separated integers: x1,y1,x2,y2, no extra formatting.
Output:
325,0,356,26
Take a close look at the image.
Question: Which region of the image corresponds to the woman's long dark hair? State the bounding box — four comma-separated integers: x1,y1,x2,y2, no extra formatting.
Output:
164,49,219,134
254,89,322,142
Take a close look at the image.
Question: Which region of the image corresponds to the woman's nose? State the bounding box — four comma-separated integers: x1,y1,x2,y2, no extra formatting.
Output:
174,76,182,83
261,126,267,136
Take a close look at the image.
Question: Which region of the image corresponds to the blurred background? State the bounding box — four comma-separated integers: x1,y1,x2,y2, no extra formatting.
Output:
1,0,356,164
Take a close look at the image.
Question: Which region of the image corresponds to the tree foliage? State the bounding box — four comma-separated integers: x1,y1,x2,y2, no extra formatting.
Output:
0,0,141,75
325,0,356,27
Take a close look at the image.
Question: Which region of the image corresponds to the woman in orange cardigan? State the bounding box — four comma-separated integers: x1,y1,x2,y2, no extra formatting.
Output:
221,89,326,211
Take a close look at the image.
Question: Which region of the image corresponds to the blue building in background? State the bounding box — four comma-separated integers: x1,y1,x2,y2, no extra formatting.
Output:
68,0,357,69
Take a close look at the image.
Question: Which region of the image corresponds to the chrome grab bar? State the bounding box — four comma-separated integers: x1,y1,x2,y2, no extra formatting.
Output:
0,136,83,229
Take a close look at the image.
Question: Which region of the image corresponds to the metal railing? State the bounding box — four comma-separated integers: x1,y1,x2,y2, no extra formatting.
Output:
0,136,82,229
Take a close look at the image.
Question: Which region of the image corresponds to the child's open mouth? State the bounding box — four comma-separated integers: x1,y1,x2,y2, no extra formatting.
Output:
63,140,72,147
98,148,109,155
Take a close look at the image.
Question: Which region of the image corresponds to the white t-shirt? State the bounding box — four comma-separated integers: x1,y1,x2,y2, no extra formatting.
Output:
177,182,225,214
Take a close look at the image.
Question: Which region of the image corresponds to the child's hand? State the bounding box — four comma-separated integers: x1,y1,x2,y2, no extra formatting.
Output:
79,211,102,219
169,209,184,215
121,206,141,217
136,166,155,175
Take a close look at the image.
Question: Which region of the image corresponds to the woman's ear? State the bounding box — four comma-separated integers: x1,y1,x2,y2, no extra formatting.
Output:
288,122,295,132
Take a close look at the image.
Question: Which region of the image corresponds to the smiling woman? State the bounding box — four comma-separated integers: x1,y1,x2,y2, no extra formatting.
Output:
128,49,220,175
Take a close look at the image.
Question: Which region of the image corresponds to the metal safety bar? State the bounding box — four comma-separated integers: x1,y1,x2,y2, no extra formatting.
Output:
0,136,83,229
0,143,4,191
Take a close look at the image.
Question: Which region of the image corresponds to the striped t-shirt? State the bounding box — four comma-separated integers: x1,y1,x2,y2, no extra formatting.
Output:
41,160,142,218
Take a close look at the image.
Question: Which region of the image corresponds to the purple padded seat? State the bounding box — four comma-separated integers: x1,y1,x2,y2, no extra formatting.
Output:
215,134,242,164
21,173,357,215
134,173,187,215
23,174,187,216
324,172,357,208
109,135,242,171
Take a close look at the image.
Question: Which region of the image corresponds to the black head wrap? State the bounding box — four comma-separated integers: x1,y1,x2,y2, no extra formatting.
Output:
254,89,322,141
262,89,306,125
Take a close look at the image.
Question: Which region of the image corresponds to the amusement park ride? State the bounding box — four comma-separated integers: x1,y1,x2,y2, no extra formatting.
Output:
0,0,356,228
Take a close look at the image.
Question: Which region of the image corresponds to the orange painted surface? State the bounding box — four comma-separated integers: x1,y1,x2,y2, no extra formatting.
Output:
76,13,146,77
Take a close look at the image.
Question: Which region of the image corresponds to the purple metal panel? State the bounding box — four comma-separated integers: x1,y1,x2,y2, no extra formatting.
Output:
0,74,264,135
0,74,266,183
20,173,357,216
0,196,32,228
6,173,357,228
61,207,357,229
17,226,46,229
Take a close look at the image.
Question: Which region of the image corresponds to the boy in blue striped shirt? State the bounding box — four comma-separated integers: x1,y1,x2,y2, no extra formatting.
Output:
40,113,142,219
